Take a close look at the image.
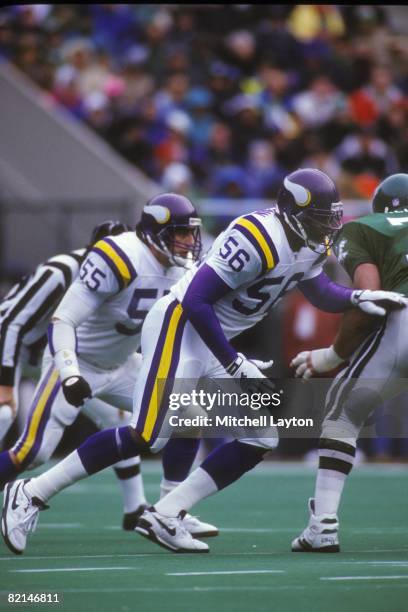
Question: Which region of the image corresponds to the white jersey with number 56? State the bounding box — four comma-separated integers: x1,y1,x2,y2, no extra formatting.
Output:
171,209,326,338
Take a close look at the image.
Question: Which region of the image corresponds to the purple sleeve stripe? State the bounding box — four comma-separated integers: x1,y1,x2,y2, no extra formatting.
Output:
47,323,55,356
103,237,137,282
245,215,280,266
91,247,125,291
233,223,267,275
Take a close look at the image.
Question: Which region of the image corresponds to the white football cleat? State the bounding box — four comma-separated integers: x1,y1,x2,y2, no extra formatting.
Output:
183,513,218,538
1,479,48,555
291,498,340,553
135,507,209,553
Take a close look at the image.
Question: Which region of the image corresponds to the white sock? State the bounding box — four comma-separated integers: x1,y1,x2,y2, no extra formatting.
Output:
314,439,356,516
314,469,347,516
113,457,146,513
159,477,179,499
155,467,218,517
25,451,87,502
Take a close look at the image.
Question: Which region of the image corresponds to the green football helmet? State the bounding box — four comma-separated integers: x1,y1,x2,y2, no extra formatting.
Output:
372,173,408,213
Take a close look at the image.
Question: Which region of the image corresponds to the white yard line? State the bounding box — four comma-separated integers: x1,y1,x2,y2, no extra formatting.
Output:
40,523,82,529
0,554,146,561
167,570,285,576
321,575,408,581
10,566,136,574
339,561,408,566
354,549,408,554
3,584,408,595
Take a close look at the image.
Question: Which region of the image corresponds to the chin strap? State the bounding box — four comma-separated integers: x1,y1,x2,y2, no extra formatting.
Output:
145,233,191,268
283,212,326,254
283,212,304,240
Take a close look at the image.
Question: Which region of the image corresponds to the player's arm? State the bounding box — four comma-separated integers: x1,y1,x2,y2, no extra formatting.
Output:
180,263,237,367
181,224,275,388
291,223,403,378
0,264,69,413
292,263,383,378
333,263,381,359
298,218,406,316
298,267,404,316
49,238,136,406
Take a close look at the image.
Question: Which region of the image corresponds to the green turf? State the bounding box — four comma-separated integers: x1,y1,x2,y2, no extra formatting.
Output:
1,460,407,612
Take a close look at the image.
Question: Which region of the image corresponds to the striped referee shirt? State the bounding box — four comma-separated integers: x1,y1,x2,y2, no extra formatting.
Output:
0,249,85,386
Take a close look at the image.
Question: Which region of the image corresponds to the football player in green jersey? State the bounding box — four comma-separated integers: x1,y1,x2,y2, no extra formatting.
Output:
291,173,408,552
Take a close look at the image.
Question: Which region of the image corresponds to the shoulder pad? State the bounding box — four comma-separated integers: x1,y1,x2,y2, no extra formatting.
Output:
232,213,280,275
90,236,137,290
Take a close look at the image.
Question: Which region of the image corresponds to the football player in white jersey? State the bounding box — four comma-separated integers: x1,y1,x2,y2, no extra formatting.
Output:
2,174,405,554
0,220,125,446
1,198,217,552
0,220,154,528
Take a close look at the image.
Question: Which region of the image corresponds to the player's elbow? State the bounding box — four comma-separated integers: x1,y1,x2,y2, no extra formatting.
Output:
50,315,77,329
181,293,205,321
353,263,381,291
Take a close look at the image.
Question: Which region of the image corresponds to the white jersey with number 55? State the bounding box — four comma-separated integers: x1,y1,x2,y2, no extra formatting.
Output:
171,209,326,338
54,232,184,369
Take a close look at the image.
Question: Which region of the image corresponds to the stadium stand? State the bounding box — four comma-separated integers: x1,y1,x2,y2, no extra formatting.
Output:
0,5,406,201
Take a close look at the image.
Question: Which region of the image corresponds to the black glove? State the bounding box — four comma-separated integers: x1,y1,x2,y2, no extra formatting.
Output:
62,376,92,407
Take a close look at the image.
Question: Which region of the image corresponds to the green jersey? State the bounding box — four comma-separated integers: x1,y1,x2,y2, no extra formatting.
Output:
334,208,408,297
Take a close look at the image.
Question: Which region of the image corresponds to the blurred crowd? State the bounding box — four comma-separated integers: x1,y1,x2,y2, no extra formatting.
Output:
1,4,407,199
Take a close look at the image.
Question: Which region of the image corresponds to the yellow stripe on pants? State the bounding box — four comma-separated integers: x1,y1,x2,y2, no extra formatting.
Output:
142,303,184,442
15,369,60,463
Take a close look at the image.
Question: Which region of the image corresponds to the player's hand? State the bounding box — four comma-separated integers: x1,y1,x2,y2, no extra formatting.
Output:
0,385,16,416
226,353,275,393
290,346,345,379
351,290,407,316
62,376,92,407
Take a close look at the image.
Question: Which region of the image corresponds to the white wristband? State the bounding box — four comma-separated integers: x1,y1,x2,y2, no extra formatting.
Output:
54,349,80,381
311,345,344,372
